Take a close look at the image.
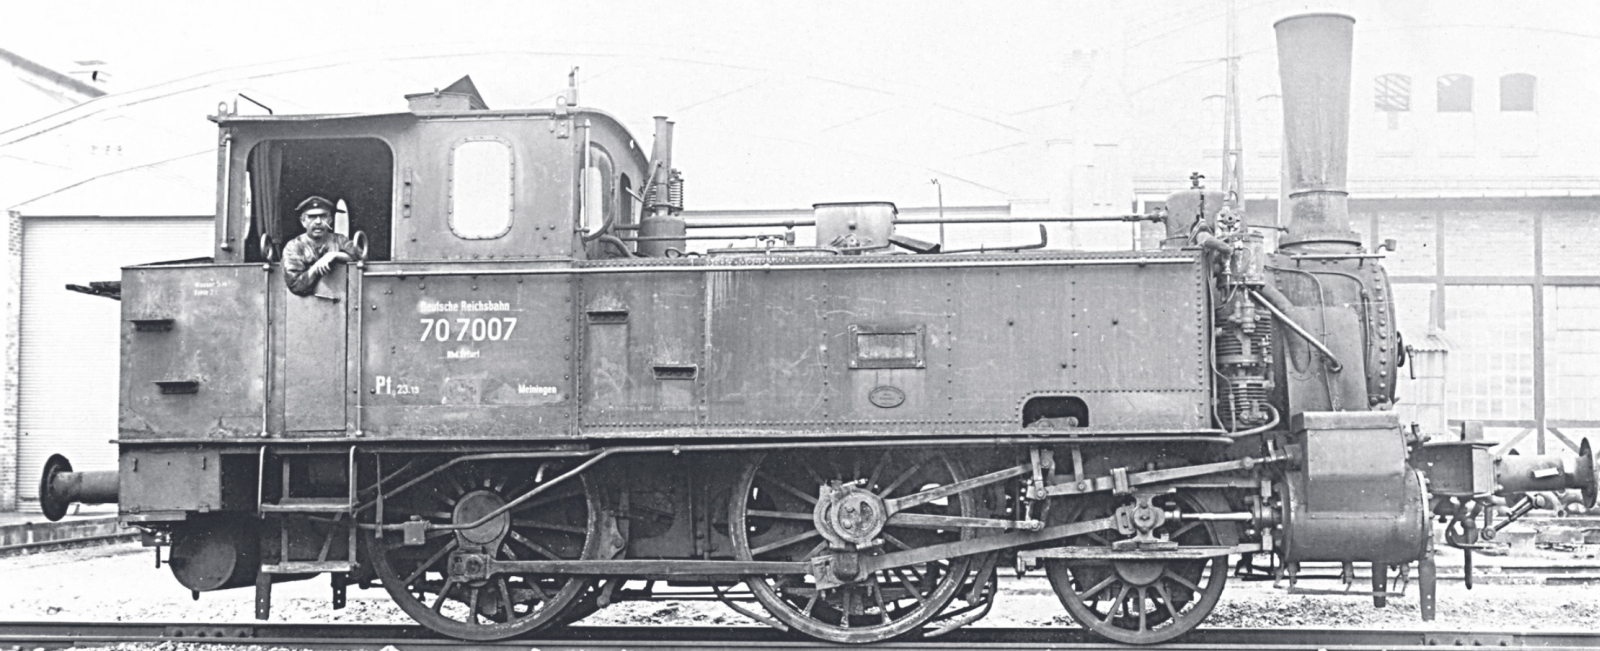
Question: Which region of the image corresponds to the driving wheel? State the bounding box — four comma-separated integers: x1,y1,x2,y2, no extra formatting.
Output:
729,449,982,644
366,461,602,640
1044,491,1233,644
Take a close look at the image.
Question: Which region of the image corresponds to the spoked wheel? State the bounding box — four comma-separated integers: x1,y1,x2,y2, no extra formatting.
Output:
729,449,980,644
1044,492,1234,644
366,461,602,640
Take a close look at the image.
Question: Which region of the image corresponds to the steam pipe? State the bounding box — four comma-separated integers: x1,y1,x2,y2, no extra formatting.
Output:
1249,289,1344,372
1274,14,1360,252
615,213,1160,231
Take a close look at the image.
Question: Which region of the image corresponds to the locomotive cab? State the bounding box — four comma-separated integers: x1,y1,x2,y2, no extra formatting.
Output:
111,90,652,443
212,94,648,265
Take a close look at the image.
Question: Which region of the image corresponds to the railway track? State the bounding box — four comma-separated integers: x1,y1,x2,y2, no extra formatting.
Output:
0,530,137,556
0,521,137,559
20,531,1600,583
2,622,1599,650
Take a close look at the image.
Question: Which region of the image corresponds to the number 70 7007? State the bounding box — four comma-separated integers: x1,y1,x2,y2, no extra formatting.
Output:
419,317,518,342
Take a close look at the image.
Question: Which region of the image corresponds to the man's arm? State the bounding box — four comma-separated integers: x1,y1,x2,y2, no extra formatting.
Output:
283,240,322,296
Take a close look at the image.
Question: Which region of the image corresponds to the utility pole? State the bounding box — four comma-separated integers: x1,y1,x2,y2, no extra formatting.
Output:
1221,0,1246,216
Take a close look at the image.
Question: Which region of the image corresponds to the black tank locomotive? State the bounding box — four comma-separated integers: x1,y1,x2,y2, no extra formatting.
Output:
40,14,1598,644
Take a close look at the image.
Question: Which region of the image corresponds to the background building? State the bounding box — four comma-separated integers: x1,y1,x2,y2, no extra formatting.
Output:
1125,1,1600,456
1,0,1596,511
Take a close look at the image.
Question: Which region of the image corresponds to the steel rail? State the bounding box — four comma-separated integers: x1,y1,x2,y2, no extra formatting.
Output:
1,622,1599,650
0,530,139,554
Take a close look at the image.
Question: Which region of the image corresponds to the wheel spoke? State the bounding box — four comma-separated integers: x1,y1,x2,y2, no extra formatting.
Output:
1079,573,1117,601
468,586,481,624
881,531,914,551
498,578,515,621
892,567,928,605
878,461,925,498
524,576,551,602
801,461,829,487
1107,585,1132,620
757,471,819,505
1163,567,1201,593
867,451,892,490
902,559,927,584
433,577,456,613
751,529,821,557
1136,587,1148,632
1155,581,1180,620
871,576,890,623
403,539,459,586
509,531,563,560
827,457,848,484
840,589,852,628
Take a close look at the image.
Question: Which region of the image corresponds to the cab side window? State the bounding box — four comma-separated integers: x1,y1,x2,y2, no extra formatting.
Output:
582,144,616,236
449,138,514,239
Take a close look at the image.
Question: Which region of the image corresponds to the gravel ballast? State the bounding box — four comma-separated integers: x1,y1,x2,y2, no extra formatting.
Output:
4,542,1599,633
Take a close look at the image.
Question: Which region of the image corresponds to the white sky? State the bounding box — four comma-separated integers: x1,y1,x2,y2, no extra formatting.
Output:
0,0,1143,209
3,1,1598,211
0,0,1121,110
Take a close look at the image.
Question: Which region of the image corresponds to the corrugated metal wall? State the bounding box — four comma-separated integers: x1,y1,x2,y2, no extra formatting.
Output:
17,216,211,505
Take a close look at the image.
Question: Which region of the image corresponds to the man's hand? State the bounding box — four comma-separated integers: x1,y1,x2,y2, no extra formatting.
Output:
309,250,348,276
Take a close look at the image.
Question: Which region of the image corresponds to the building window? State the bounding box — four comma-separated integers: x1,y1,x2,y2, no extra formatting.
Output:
1437,74,1473,112
1375,74,1411,111
1500,73,1537,111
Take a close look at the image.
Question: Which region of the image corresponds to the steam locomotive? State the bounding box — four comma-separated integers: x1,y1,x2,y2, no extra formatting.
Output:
38,14,1598,644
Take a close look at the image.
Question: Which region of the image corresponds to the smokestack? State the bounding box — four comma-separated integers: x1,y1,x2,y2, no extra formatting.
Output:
650,116,674,177
1274,14,1359,252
